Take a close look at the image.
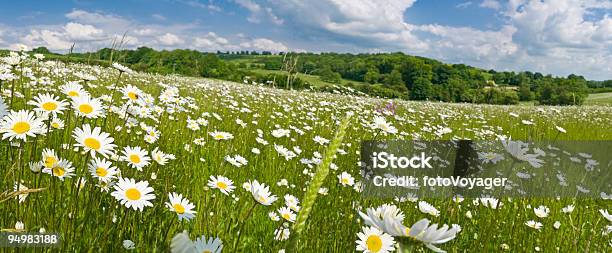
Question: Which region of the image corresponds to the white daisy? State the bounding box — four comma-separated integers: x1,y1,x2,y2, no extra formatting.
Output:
249,180,278,205
209,131,233,141
73,124,116,158
338,171,355,186
207,175,235,195
277,206,296,223
356,226,395,253
0,110,45,141
42,159,75,181
28,93,68,116
111,177,155,211
122,146,151,171
72,95,105,119
88,157,118,183
165,192,197,221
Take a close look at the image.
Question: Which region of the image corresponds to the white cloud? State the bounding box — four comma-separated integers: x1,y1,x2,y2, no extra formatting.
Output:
479,0,501,10
240,38,289,52
64,22,104,40
156,33,184,46
22,29,73,50
234,0,284,24
65,9,131,28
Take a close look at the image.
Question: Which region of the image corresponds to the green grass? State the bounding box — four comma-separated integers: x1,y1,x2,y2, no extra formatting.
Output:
585,92,612,105
1,56,611,252
244,68,376,88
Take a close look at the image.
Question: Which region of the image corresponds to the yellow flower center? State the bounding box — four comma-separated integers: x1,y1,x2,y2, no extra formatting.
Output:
282,213,291,220
79,104,94,114
96,167,108,177
42,102,58,111
51,123,60,128
215,134,224,140
12,121,31,134
173,203,185,214
129,154,141,164
44,156,57,168
127,92,138,100
68,91,79,97
216,181,228,190
84,138,101,150
125,188,141,200
52,166,65,177
366,235,383,252
342,178,349,184
202,251,212,253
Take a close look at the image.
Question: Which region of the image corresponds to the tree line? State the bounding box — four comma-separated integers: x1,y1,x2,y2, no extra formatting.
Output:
30,47,611,105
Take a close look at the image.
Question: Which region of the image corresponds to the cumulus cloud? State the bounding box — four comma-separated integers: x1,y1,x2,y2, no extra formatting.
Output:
156,33,184,46
264,0,611,79
240,38,289,52
64,22,104,40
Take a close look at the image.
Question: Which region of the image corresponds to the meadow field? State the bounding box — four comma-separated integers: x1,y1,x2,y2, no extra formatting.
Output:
1,50,611,252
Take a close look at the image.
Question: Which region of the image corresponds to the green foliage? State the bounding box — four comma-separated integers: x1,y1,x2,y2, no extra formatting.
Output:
537,77,588,105
54,48,608,105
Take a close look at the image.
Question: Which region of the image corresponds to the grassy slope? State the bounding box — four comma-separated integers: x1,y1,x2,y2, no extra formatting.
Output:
585,92,612,105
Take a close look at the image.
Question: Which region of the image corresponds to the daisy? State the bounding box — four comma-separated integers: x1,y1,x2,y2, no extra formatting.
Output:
112,62,133,74
313,136,329,145
371,116,397,135
407,218,460,252
111,178,155,211
534,205,550,218
525,220,543,230
43,159,75,181
60,82,89,98
209,131,233,141
28,93,68,116
72,95,105,119
599,209,612,222
122,146,151,171
194,236,223,253
562,205,574,214
500,138,543,168
225,155,248,167
418,201,440,217
0,110,45,141
165,192,196,221
88,157,118,183
207,175,235,195
249,180,278,205
151,148,175,166
121,85,142,102
356,226,395,253
284,194,300,211
41,148,59,169
50,117,64,130
277,207,296,223
338,171,355,186
73,124,116,158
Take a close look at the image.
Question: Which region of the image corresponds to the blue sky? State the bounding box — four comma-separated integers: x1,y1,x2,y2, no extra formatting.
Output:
0,0,610,80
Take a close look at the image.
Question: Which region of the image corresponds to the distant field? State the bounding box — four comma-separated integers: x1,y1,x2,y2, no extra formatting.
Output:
241,68,375,88
586,92,612,105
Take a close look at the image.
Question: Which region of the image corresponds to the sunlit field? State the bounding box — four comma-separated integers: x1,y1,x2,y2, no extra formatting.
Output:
1,51,611,252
